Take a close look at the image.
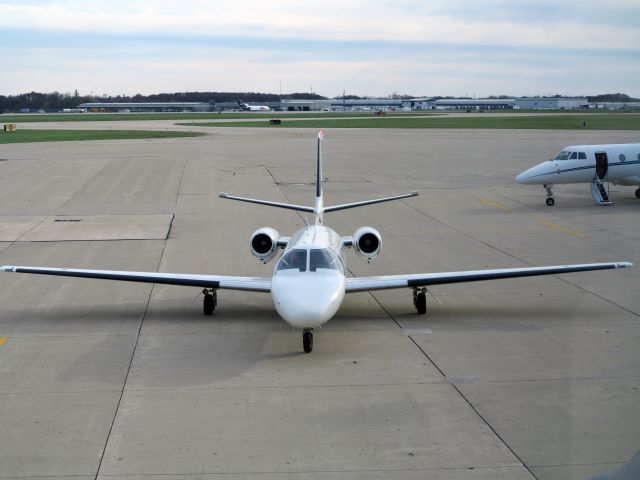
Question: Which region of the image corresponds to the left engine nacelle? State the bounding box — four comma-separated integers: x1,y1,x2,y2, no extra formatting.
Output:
250,227,280,263
353,226,382,261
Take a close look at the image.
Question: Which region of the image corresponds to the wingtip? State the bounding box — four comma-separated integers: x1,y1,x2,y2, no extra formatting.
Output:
219,192,228,198
619,261,634,268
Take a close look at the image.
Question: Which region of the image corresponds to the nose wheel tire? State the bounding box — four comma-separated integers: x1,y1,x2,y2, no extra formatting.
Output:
303,329,313,353
545,197,555,206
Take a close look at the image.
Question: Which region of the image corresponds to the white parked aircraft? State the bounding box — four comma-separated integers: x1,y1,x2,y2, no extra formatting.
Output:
236,101,270,111
516,143,640,206
0,133,633,352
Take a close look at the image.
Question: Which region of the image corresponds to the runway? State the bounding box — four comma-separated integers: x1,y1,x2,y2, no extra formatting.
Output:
0,125,638,479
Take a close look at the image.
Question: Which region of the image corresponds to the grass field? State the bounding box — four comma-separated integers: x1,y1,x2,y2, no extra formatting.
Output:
0,129,206,144
183,114,640,130
0,109,620,124
0,111,440,123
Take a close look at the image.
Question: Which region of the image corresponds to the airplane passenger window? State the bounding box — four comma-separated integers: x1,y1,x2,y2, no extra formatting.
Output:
276,249,307,272
309,249,342,272
569,152,578,159
555,151,571,160
579,152,587,159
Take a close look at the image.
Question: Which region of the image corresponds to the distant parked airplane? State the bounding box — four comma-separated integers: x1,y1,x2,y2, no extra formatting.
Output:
517,143,640,205
1,133,632,352
236,101,270,111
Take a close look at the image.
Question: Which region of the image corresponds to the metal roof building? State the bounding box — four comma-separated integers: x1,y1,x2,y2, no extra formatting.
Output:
78,102,212,112
421,99,515,110
514,97,588,109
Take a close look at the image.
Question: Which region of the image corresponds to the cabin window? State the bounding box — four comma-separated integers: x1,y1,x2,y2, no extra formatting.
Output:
619,154,626,162
569,152,578,159
578,152,587,159
309,249,343,273
555,151,571,160
276,249,307,272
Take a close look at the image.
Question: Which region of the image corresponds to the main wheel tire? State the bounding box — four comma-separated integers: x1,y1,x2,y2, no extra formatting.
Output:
203,294,214,316
546,197,555,206
416,292,427,315
303,331,313,353
635,188,640,199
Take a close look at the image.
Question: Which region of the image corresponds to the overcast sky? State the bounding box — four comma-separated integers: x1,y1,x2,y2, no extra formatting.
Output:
1,0,639,98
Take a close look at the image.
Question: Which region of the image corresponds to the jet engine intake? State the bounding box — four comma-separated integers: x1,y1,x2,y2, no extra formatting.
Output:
353,226,381,261
250,227,280,263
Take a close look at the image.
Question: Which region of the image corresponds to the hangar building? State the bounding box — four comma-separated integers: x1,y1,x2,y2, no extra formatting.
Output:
78,102,212,112
515,97,588,109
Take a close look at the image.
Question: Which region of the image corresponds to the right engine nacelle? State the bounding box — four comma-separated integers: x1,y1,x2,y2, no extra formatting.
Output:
250,227,280,263
353,226,382,261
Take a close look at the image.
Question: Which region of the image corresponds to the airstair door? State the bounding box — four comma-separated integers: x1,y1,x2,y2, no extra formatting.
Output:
595,152,608,180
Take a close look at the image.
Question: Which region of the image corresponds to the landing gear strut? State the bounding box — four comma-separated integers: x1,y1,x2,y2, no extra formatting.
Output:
203,289,217,316
303,329,314,353
413,287,427,315
543,183,555,206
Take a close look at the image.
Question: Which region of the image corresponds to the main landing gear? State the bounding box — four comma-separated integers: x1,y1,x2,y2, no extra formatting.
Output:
413,287,427,315
303,329,314,353
543,183,555,206
203,289,217,316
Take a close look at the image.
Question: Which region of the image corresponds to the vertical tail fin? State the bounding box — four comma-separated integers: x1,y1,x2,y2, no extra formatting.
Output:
315,131,324,224
219,131,418,219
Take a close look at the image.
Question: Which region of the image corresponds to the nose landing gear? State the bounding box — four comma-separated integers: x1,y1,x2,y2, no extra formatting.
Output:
543,183,555,206
303,329,314,353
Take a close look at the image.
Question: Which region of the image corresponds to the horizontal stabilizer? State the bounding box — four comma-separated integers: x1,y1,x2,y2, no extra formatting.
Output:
219,191,418,215
219,193,314,213
324,191,418,213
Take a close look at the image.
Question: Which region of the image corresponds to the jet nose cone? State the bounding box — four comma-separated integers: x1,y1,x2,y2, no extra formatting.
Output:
516,170,530,184
271,273,345,328
516,163,547,185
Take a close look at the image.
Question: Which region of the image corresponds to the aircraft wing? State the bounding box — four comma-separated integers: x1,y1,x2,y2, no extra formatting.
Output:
0,266,271,292
345,262,632,292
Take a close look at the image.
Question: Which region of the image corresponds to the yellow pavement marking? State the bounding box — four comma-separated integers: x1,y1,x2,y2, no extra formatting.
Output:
479,197,512,212
0,337,6,347
537,219,586,238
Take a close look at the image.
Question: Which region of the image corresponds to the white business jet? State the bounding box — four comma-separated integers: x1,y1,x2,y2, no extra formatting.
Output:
1,133,633,352
516,143,640,206
236,101,270,111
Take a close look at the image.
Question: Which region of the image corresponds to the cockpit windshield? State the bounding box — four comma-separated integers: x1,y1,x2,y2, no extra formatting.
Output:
276,248,343,273
309,248,343,273
276,249,307,272
555,151,587,160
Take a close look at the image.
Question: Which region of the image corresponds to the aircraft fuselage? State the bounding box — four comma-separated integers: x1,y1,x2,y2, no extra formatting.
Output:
517,143,640,186
271,225,346,328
